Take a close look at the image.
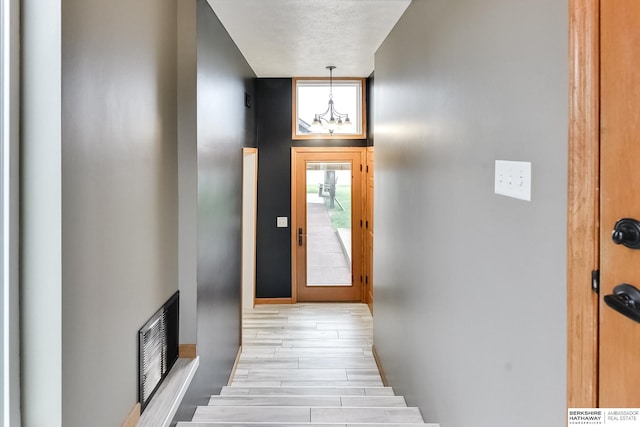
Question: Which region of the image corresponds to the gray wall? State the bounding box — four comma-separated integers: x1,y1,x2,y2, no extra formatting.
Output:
178,0,199,345
373,2,568,427
60,0,178,426
22,1,254,425
22,1,253,425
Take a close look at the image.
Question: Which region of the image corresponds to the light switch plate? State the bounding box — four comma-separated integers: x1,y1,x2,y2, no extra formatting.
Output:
495,160,532,201
276,217,288,228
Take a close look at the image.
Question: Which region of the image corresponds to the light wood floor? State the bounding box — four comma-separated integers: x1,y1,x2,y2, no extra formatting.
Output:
178,303,438,426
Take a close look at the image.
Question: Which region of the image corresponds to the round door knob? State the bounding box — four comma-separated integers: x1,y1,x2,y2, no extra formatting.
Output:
613,228,638,244
612,218,640,249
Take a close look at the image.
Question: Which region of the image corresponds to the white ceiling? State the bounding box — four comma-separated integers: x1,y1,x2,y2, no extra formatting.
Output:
207,0,411,78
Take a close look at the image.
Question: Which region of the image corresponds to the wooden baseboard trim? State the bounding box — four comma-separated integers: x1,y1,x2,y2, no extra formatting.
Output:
254,297,293,305
179,344,197,359
227,346,243,386
121,402,140,427
372,345,389,387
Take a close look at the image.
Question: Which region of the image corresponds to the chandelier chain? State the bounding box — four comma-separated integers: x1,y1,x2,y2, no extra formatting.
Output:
311,65,352,135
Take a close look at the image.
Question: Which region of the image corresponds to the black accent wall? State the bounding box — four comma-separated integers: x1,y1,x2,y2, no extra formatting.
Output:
255,79,368,299
255,79,294,298
173,0,256,422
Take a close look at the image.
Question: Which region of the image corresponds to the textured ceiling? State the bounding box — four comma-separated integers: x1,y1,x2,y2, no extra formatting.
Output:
207,0,411,77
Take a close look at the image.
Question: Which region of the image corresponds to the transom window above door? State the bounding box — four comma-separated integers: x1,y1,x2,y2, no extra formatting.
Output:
293,77,367,140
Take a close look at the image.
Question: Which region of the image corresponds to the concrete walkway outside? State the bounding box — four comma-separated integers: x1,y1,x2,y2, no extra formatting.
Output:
306,194,351,285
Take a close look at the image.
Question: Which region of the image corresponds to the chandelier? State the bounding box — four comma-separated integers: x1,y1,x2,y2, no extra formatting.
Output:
310,66,352,134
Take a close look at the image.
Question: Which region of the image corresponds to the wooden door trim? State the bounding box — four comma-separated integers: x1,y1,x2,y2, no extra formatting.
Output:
567,0,600,409
365,147,374,312
291,149,298,303
291,147,366,302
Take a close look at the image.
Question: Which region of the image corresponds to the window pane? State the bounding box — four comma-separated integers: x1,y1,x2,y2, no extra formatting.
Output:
306,162,352,286
294,79,366,139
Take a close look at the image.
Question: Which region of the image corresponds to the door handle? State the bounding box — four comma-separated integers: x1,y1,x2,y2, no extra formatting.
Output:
298,227,303,246
604,283,640,324
612,218,640,249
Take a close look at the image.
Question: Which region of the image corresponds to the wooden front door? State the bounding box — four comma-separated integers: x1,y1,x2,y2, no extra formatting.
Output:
598,0,640,406
291,147,365,302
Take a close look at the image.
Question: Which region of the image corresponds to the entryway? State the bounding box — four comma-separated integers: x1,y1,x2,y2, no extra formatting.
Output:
291,147,367,302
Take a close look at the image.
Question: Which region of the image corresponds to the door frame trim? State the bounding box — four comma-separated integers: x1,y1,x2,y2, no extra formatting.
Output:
242,147,258,313
567,0,600,408
291,146,366,303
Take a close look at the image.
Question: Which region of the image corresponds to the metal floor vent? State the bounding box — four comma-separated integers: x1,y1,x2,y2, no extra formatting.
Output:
138,291,179,412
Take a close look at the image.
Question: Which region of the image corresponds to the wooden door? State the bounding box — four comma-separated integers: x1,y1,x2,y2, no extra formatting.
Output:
291,147,365,302
364,148,374,312
599,0,640,406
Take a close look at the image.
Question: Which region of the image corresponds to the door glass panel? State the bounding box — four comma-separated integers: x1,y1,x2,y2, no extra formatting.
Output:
306,162,352,286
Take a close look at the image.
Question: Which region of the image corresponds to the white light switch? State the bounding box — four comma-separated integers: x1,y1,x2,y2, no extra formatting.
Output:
276,217,288,228
495,160,531,201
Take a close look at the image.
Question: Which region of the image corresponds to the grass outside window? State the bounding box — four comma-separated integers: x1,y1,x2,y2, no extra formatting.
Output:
307,184,351,230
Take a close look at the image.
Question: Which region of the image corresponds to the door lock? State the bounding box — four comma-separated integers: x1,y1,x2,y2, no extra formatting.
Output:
604,283,640,324
298,227,303,246
612,218,640,249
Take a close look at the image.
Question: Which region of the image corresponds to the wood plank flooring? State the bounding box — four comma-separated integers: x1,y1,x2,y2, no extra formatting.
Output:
177,303,438,426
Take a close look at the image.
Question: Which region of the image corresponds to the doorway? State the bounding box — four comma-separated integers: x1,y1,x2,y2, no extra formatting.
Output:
291,147,365,302
568,0,640,409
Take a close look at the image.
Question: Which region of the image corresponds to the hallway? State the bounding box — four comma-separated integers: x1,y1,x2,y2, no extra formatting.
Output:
6,1,570,426
178,304,437,426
